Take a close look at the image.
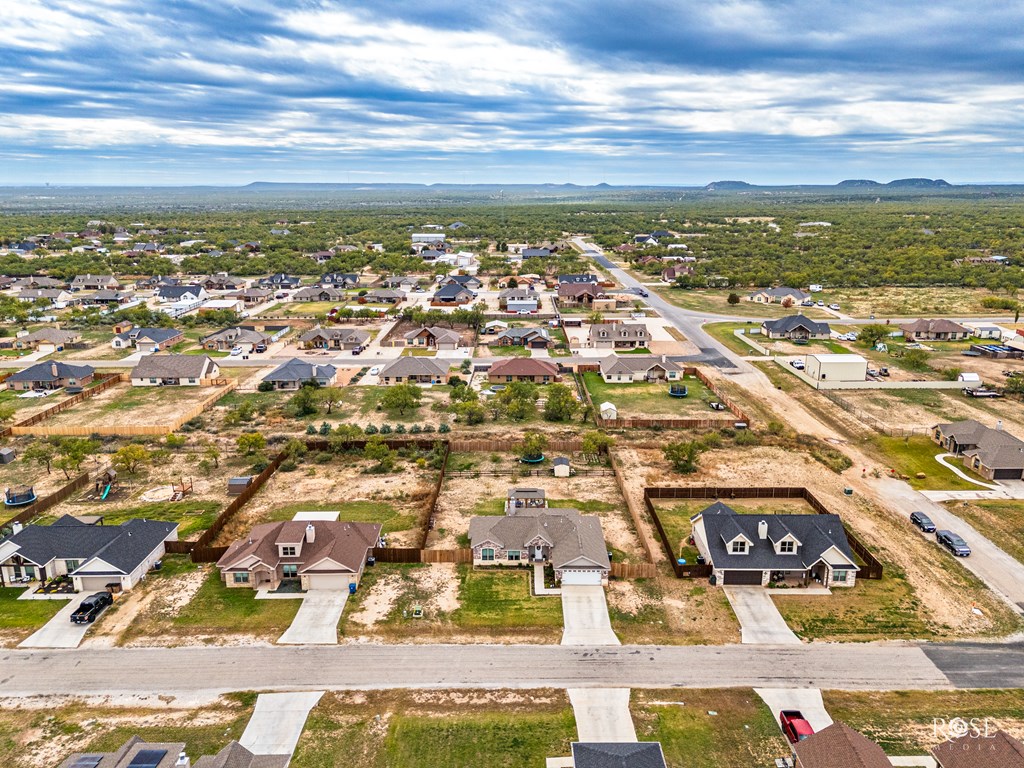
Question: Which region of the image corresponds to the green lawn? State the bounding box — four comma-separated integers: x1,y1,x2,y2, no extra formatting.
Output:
951,500,1024,566
169,568,301,636
484,345,532,357
873,435,993,490
633,689,789,768
0,587,65,639
453,565,564,630
823,689,1024,754
291,691,577,768
265,500,419,534
582,372,718,417
36,501,222,539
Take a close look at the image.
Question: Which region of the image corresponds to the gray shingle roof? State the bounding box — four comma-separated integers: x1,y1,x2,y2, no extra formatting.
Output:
762,315,831,335
298,327,369,345
469,508,610,571
434,283,473,300
262,358,337,384
696,502,858,572
116,327,182,345
599,354,682,376
379,356,448,379
7,361,93,383
938,420,1024,470
571,743,667,768
132,354,214,380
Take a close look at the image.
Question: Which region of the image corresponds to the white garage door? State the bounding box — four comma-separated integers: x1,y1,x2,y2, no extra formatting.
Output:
78,576,117,593
306,573,351,590
560,569,603,586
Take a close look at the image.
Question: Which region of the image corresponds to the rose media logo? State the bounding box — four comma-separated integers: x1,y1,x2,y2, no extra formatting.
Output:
932,717,996,740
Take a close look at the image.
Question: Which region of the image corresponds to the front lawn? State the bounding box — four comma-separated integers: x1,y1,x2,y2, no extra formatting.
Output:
950,500,1024,566
169,568,300,637
582,372,717,417
0,587,65,644
483,345,532,357
873,435,993,490
453,565,563,632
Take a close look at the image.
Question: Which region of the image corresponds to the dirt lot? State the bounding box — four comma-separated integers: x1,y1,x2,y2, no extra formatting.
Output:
840,388,1024,434
42,382,235,429
815,286,1019,318
218,454,434,547
427,473,647,562
615,445,1018,641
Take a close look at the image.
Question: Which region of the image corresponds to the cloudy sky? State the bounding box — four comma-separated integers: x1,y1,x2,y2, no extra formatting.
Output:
2,0,1023,185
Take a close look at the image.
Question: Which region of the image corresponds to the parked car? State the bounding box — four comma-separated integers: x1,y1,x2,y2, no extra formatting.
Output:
790,359,805,370
368,366,381,376
229,347,243,356
936,529,971,557
253,343,267,353
910,511,936,533
816,300,825,307
71,592,113,624
779,710,814,744
963,387,1002,398
828,303,841,310
637,289,649,297
352,345,364,355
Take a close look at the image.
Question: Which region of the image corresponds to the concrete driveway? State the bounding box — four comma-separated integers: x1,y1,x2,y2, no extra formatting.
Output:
755,687,833,733
568,688,637,742
277,592,348,645
560,586,619,646
239,691,324,755
724,587,800,645
18,599,91,649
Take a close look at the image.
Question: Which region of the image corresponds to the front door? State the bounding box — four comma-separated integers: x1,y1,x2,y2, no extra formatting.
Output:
282,564,298,580
533,546,544,561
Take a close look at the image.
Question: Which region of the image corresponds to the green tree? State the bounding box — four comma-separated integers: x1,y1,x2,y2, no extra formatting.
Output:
858,324,890,348
663,440,705,474
588,310,605,325
54,438,98,479
581,430,615,455
22,442,56,474
543,383,578,422
237,431,266,455
289,386,319,417
363,435,395,471
204,444,221,469
379,383,422,415
518,431,548,461
112,444,151,474
316,387,344,414
455,401,486,425
727,293,740,305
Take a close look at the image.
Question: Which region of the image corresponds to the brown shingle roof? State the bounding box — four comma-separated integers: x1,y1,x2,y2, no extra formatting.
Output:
488,358,559,377
901,318,970,335
217,520,381,574
793,722,891,768
932,729,1024,768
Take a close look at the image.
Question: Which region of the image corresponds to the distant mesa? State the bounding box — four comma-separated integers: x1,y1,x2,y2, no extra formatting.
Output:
836,179,881,187
703,180,754,191
884,178,952,188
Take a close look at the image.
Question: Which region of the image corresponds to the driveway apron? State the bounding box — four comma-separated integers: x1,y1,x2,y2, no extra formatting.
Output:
724,587,800,645
278,591,348,645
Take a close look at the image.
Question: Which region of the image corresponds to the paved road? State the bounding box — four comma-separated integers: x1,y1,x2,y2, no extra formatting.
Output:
724,588,801,645
0,643,990,698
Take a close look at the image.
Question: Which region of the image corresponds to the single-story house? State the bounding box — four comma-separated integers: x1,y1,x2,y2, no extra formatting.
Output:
6,361,94,391
157,285,207,303
522,247,552,258
569,743,667,768
12,276,65,289
59,736,289,768
298,326,370,350
794,722,892,768
588,323,649,349
599,354,683,383
16,288,73,305
381,276,420,291
690,501,859,587
746,286,811,304
469,505,610,585
227,288,274,306
131,354,219,386
261,358,338,390
761,315,832,340
661,265,693,282
557,274,598,284
257,273,301,288
319,273,360,288
70,274,120,291
0,516,178,592
499,288,539,313
293,286,346,302
217,519,381,591
900,318,971,341
364,289,405,304
85,289,134,305
932,729,1024,768
440,274,483,290
432,283,474,305
378,356,449,385
200,275,249,291
201,327,271,352
933,419,1024,480
557,283,604,306
488,358,560,383
12,328,81,351
803,353,867,382
404,326,462,350
490,327,552,348
112,327,184,350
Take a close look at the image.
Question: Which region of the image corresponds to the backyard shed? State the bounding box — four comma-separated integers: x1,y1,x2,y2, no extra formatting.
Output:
227,476,254,496
0,448,15,464
957,372,981,383
552,457,571,478
600,401,617,420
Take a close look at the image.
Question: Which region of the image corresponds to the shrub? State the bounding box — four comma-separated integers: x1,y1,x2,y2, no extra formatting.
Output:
250,456,270,473
380,424,393,434
364,424,379,435
410,424,422,434
305,423,317,435
395,423,407,434
423,424,436,433
734,429,759,446
319,421,331,435
439,423,451,434
279,458,298,472
257,380,275,392
314,451,333,464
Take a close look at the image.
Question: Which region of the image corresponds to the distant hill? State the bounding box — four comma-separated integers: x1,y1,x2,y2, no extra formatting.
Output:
836,179,882,187
885,178,952,188
703,181,754,191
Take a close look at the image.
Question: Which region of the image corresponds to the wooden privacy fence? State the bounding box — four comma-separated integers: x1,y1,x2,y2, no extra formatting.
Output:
610,562,658,579
643,486,883,580
445,467,614,478
1,472,90,530
371,547,472,564
9,373,123,434
609,449,657,564
449,439,584,454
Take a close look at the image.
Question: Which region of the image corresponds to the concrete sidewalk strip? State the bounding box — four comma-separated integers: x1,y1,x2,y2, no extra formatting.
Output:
754,688,834,734
18,599,89,649
278,592,348,645
560,585,620,646
568,688,637,743
239,691,325,755
724,587,801,645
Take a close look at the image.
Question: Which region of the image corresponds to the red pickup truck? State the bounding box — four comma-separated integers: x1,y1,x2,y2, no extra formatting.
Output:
779,710,814,744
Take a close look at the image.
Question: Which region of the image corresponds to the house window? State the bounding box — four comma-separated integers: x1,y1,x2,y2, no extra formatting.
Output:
149,378,158,384
507,550,521,561
779,541,795,554
64,559,81,571
281,546,297,556
481,548,495,562
233,572,250,584
282,565,298,578
832,570,848,583
731,540,747,554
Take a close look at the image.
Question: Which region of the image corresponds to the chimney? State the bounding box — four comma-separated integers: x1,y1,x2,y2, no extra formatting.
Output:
306,523,316,543
12,521,23,534
50,362,59,377
997,420,1003,431
757,520,768,540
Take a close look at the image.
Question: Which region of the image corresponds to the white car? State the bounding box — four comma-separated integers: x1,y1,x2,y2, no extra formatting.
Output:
817,300,825,307
828,303,841,310
790,360,805,370
229,347,243,356
369,366,381,376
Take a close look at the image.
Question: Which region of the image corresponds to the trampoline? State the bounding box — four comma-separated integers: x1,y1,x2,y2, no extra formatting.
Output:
4,485,37,507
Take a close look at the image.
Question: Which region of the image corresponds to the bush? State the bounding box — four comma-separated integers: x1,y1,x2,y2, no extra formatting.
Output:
305,423,317,434
250,456,270,473
734,429,760,446
380,424,393,434
423,424,436,433
395,423,407,434
279,458,298,472
314,451,333,464
766,420,786,436
267,434,289,445
439,423,451,433
180,416,205,433
257,380,275,392
364,424,379,435
410,424,422,434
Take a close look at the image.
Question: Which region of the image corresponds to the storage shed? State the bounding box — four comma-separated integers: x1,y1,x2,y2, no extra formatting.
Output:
600,401,617,420
803,353,868,383
227,476,254,496
552,457,571,478
0,448,15,464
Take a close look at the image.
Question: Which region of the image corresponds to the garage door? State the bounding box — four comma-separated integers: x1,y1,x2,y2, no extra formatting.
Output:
993,469,1022,480
306,573,351,590
560,570,604,586
78,576,117,593
722,570,764,586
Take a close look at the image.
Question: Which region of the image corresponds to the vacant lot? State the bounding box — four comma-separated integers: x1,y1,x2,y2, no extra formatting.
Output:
841,387,1024,436
607,574,740,645
2,694,256,768
823,689,1024,755
220,454,434,547
948,500,1024,566
583,372,721,418
43,383,232,430
660,288,832,319
291,689,576,768
814,286,1018,318
632,688,790,768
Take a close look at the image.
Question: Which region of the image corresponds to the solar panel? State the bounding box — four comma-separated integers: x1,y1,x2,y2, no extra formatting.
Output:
126,750,167,768
69,757,102,768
